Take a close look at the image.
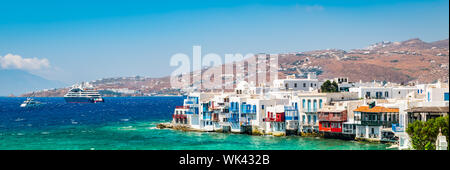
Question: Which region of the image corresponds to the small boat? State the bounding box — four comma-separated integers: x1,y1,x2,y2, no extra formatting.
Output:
20,98,42,108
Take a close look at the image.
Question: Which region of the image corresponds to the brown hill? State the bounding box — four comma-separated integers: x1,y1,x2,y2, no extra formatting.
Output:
21,38,449,97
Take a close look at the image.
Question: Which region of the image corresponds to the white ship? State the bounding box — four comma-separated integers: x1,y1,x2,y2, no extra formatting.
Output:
64,82,104,103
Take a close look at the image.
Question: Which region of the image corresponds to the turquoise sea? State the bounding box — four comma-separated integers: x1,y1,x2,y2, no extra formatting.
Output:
0,97,390,150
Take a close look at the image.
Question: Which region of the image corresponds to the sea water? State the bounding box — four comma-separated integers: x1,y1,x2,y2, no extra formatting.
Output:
0,97,389,150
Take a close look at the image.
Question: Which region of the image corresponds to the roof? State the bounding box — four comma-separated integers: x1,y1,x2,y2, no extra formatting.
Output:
405,107,449,113
354,106,399,113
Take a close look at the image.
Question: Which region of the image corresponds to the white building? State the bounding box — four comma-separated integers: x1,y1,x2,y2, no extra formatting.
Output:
349,86,419,99
273,73,321,92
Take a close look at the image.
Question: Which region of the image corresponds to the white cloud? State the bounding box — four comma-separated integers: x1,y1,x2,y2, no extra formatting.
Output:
0,53,50,70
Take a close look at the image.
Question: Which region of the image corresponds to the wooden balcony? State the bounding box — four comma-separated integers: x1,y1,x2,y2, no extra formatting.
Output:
318,111,347,122
176,106,190,109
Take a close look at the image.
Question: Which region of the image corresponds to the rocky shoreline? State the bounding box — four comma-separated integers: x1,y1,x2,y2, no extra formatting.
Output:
156,122,324,137
155,122,398,147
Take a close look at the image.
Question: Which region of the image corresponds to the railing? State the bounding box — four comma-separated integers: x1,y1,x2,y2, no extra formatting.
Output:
285,116,299,121
392,123,404,132
241,110,256,114
263,118,276,122
361,120,382,126
173,114,187,119
176,106,190,109
284,106,297,111
185,101,195,105
230,108,240,113
227,114,239,122
318,112,347,122
263,117,285,122
241,104,256,114
343,129,354,134
203,115,211,120
186,107,198,114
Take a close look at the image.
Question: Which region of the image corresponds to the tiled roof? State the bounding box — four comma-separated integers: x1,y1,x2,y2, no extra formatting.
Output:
354,106,399,113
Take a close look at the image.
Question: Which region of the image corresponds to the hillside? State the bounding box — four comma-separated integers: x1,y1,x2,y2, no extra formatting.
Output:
278,38,449,83
21,38,449,97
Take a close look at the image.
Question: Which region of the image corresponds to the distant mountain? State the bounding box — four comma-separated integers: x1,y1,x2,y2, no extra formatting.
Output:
0,69,67,96
430,39,449,49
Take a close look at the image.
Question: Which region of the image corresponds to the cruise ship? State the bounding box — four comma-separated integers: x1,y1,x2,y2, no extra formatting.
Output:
64,82,104,103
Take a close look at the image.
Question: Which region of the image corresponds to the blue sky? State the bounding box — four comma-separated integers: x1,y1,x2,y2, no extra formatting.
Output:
0,0,448,84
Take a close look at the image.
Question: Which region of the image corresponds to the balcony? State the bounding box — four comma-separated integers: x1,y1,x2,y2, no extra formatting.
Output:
203,115,211,120
305,108,318,113
392,123,404,132
241,109,256,114
184,98,198,105
186,107,198,114
227,113,239,122
228,117,239,122
176,106,190,109
185,100,195,105
284,106,297,111
173,114,187,119
263,117,276,122
241,104,256,114
264,112,285,122
285,116,299,121
361,120,382,126
318,112,347,122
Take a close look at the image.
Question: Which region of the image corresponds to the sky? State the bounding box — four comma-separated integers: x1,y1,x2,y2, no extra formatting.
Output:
0,0,448,84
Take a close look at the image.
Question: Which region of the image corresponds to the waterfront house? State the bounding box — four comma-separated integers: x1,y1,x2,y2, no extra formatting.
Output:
354,102,399,141
172,94,200,128
173,105,190,125
296,93,325,133
263,105,286,135
318,108,348,139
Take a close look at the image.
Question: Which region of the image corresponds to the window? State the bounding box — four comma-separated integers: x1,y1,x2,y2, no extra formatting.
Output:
302,99,306,108
385,91,389,98
313,100,317,111
294,83,297,88
445,93,449,101
303,83,306,87
311,83,313,87
261,105,265,109
307,100,311,112
319,99,323,108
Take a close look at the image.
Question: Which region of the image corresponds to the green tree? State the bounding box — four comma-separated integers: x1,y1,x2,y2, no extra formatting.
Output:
320,80,339,93
406,116,449,150
331,81,339,92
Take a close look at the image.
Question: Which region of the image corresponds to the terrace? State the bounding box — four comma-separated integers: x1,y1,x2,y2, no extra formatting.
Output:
318,111,347,122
